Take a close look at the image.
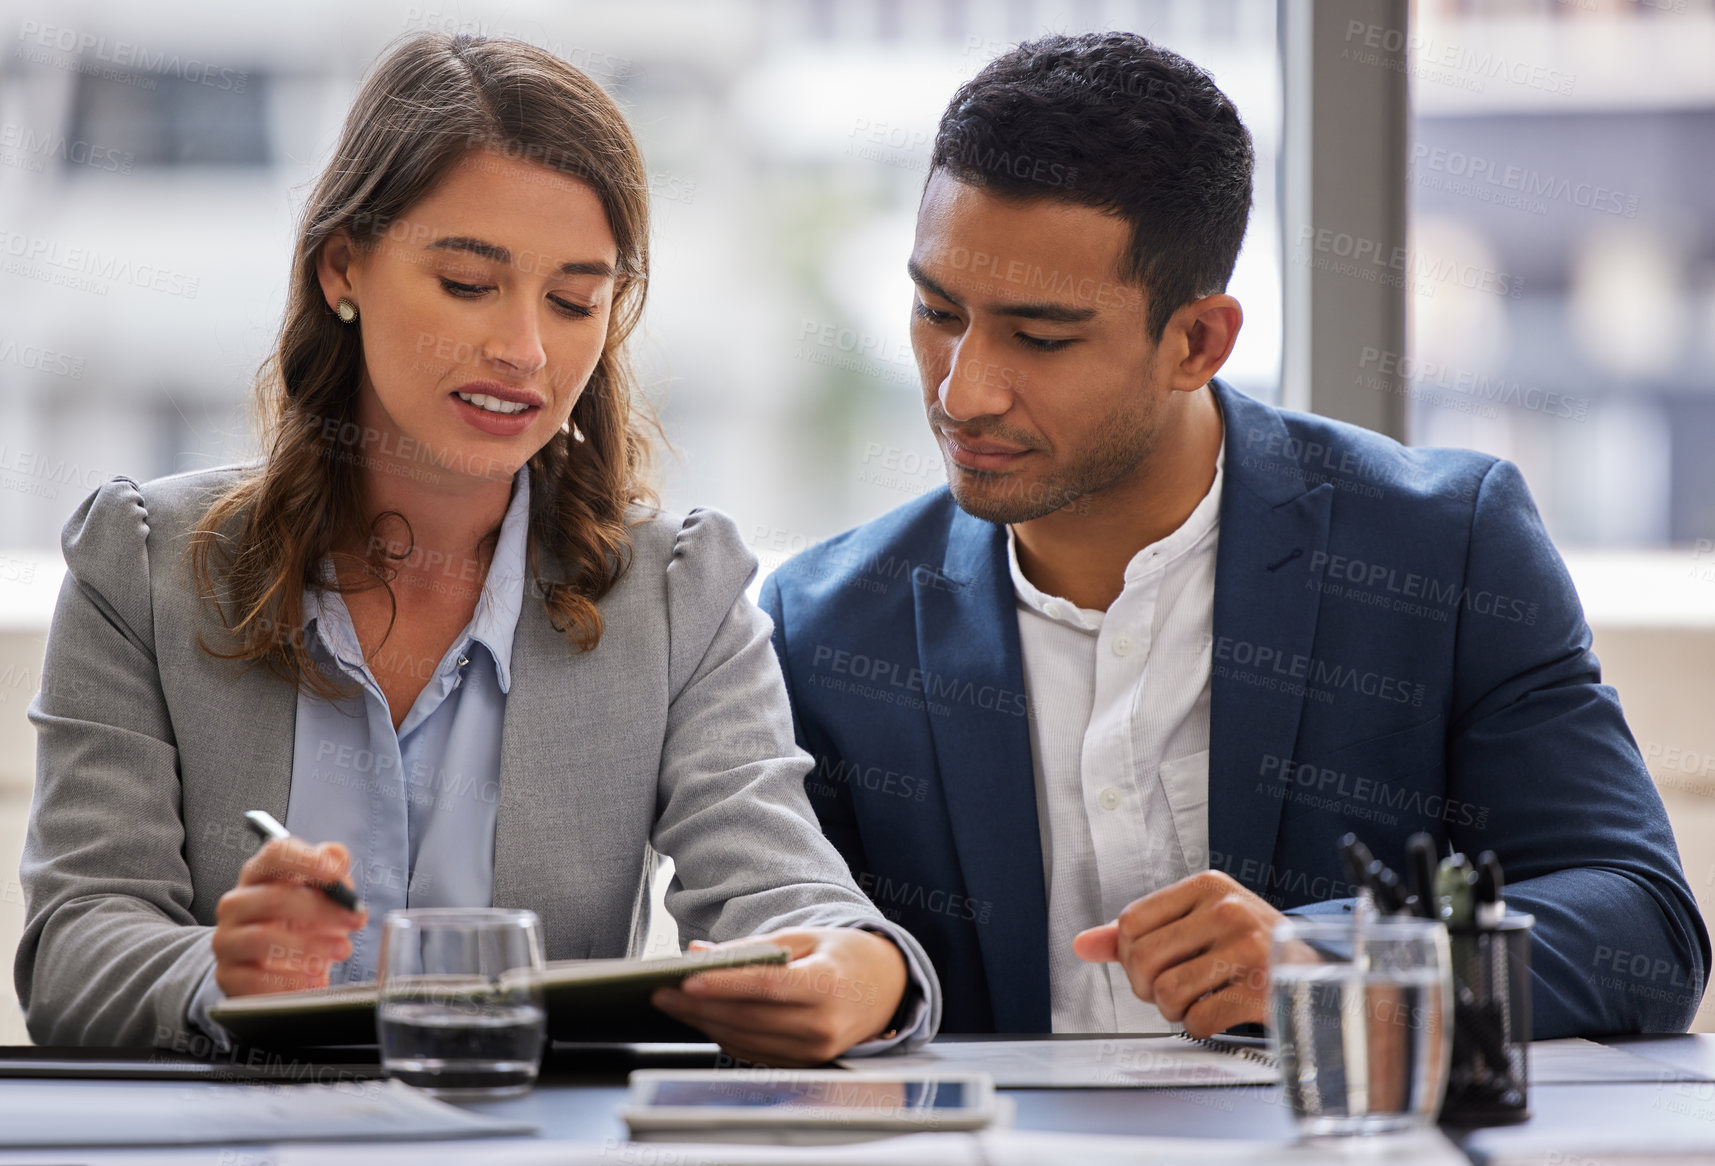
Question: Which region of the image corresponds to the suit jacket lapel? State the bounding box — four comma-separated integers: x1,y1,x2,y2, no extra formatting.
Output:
242,664,296,823
914,507,1050,1032
1209,381,1333,890
491,590,589,955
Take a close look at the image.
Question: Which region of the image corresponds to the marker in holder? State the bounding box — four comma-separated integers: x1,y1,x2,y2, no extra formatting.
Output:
1337,833,1533,1126
1436,848,1531,1125
1441,912,1533,1124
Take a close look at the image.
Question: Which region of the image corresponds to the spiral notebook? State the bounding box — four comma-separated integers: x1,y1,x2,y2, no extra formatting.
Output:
841,1033,1280,1088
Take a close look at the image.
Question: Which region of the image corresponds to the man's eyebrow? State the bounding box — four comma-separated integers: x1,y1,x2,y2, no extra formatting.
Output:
426,235,615,278
907,259,963,307
907,258,1097,323
991,300,1097,324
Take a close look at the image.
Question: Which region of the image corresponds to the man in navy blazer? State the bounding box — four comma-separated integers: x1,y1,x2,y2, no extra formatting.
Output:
761,32,1707,1039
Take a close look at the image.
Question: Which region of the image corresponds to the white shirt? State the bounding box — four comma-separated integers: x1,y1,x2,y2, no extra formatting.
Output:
1008,445,1223,1033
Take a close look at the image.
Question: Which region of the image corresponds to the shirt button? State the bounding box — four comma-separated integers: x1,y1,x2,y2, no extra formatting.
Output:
1112,636,1133,657
1098,787,1122,811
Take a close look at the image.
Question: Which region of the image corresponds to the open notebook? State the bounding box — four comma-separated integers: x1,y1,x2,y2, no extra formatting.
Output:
841,1034,1281,1088
211,942,788,1049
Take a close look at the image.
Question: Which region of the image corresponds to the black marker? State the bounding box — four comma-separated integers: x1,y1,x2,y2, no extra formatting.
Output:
1406,832,1439,919
1338,833,1373,896
1337,833,1408,915
1474,850,1506,929
1371,863,1409,916
242,810,366,914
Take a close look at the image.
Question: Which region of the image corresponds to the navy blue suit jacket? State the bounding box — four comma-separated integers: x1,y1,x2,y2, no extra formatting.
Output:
761,379,1708,1039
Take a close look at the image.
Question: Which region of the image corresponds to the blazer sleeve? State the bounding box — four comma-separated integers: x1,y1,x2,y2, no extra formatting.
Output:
1446,460,1709,1036
650,509,941,1043
758,571,873,883
14,478,217,1047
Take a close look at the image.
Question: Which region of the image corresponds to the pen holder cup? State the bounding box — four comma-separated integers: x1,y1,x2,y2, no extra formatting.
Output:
1440,912,1533,1125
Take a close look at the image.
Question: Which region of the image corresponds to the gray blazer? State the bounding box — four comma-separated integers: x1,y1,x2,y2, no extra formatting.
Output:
15,467,940,1047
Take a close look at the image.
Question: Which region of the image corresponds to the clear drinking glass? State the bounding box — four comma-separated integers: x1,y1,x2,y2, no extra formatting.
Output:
377,907,547,1098
1270,914,1454,1137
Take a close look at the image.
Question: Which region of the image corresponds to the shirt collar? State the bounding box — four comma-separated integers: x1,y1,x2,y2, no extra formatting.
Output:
1007,533,1103,631
303,466,531,694
1006,442,1224,630
468,466,530,694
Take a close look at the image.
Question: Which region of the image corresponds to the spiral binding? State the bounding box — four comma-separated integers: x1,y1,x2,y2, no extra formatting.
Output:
1175,1030,1280,1068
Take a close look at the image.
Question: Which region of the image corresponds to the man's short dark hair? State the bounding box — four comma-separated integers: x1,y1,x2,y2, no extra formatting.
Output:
930,32,1254,342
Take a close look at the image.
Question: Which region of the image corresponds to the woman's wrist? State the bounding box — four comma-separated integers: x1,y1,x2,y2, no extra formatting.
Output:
873,975,921,1041
848,927,914,1042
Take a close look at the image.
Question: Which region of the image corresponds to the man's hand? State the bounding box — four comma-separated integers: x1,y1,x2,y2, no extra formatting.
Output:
650,928,908,1067
1072,870,1285,1037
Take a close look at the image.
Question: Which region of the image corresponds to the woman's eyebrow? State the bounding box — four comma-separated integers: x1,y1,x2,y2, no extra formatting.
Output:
425,234,614,278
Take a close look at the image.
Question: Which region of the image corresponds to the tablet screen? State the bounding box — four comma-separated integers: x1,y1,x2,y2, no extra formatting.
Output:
647,1078,971,1111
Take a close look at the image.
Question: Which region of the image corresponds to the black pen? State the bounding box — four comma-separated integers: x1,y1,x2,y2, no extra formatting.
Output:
242,810,366,914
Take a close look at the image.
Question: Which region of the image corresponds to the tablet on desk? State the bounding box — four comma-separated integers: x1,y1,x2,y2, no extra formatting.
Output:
622,1068,1000,1144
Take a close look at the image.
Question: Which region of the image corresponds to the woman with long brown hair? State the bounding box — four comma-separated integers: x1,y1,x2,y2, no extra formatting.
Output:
15,32,936,1065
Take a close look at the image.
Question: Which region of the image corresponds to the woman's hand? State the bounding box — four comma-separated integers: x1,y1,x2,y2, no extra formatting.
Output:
212,838,368,997
650,928,909,1066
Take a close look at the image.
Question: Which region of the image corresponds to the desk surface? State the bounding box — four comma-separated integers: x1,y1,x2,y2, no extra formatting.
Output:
3,1035,1714,1162
446,1034,1715,1155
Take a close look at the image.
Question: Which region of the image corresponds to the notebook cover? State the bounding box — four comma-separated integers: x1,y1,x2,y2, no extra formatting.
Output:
209,942,788,1050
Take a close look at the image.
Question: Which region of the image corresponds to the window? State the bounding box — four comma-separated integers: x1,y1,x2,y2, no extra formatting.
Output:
1407,0,1715,548
67,69,268,168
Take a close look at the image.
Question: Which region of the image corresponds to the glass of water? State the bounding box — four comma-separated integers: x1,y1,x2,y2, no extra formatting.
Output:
377,907,547,1098
1270,913,1454,1137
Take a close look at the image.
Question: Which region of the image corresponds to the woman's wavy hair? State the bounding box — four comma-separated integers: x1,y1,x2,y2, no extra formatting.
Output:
190,32,656,699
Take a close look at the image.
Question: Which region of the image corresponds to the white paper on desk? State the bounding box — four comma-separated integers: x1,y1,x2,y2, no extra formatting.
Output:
271,1128,1467,1166
839,1037,1279,1088
0,1078,535,1147
982,1127,1468,1165
1529,1037,1685,1084
272,1131,989,1166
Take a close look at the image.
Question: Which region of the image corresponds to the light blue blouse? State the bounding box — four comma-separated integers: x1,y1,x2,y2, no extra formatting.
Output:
283,465,532,984
186,468,531,1037
188,468,927,1051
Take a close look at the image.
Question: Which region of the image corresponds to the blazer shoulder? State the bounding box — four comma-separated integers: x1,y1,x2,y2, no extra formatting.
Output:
1224,382,1498,518
614,503,772,697
769,488,961,602
619,501,758,619
61,464,244,568
622,500,686,567
131,463,257,545
56,464,255,659
1294,409,1493,489
624,501,749,576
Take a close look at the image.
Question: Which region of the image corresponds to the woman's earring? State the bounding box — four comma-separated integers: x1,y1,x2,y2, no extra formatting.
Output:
571,422,586,444
335,297,358,324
